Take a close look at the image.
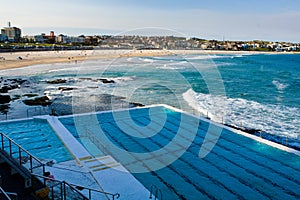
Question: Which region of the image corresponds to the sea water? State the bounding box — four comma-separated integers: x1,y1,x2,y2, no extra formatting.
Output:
0,53,299,141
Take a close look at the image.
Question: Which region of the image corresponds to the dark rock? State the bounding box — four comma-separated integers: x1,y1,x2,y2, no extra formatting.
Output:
23,93,39,98
130,102,145,107
0,78,26,93
78,77,115,83
244,128,261,135
225,123,261,135
0,95,11,104
58,87,77,91
0,86,10,93
46,79,67,84
97,78,115,84
23,96,52,106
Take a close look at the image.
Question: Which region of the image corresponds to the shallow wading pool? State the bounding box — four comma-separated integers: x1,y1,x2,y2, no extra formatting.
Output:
0,119,73,163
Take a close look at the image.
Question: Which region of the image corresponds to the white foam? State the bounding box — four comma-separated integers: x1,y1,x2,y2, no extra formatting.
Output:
183,89,300,139
155,65,185,70
139,57,156,63
48,67,81,73
114,76,135,82
185,55,220,60
272,80,289,91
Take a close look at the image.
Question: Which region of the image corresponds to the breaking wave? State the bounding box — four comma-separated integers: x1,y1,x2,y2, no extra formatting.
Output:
183,89,300,139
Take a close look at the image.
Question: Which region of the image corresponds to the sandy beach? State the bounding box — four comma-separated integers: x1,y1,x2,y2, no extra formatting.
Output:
0,49,298,71
0,49,167,70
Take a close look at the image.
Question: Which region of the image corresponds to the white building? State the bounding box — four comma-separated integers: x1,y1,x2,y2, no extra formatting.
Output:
56,34,85,44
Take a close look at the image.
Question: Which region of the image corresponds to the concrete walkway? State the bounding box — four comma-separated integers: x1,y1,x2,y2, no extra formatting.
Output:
37,115,150,200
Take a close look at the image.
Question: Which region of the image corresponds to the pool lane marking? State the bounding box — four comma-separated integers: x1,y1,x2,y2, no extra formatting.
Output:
89,161,116,169
84,155,111,163
79,155,93,161
92,163,121,172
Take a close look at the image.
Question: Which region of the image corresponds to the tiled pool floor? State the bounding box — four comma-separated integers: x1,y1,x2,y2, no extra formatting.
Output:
59,105,300,200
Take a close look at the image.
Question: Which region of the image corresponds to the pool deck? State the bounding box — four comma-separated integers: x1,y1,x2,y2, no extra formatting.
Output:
37,115,150,200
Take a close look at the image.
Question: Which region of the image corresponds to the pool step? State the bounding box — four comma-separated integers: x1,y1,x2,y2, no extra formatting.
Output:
83,156,121,172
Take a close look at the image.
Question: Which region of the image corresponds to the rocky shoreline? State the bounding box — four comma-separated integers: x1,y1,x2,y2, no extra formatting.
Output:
0,77,144,116
0,77,28,104
0,77,298,152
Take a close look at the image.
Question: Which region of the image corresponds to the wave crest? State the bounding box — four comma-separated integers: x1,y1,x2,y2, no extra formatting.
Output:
272,80,289,91
183,89,300,139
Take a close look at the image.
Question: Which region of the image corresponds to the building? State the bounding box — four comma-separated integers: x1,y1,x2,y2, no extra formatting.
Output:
0,34,7,42
1,22,21,42
41,31,56,43
23,35,46,43
56,34,85,44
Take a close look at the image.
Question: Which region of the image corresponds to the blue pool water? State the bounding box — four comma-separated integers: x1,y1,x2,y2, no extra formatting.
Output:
59,106,300,200
0,119,73,163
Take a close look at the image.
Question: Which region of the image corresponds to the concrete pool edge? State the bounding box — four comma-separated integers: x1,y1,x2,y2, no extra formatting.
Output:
0,117,34,124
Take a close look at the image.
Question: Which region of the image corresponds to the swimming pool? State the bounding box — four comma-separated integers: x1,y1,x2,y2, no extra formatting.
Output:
0,119,73,163
60,106,300,200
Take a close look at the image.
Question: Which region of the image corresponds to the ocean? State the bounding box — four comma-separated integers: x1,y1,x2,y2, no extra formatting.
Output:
0,52,299,143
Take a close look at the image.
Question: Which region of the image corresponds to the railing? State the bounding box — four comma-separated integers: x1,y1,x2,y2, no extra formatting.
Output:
189,108,300,151
86,129,110,155
0,132,46,176
33,174,88,200
0,186,17,200
33,174,120,200
0,106,49,121
26,106,48,118
0,133,120,200
0,113,8,121
149,185,162,200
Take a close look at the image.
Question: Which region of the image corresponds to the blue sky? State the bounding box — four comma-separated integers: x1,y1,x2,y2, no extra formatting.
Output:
1,0,300,42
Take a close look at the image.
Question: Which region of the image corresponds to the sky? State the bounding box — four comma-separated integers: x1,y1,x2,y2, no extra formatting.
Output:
1,0,300,42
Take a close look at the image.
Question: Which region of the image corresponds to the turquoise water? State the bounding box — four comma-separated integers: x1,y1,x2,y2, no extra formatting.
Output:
0,119,72,162
138,54,300,139
60,106,300,200
0,53,299,143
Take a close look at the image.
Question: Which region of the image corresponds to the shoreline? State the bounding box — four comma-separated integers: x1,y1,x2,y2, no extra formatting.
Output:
1,49,299,71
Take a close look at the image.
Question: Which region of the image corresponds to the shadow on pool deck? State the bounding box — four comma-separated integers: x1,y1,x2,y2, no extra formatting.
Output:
0,162,44,200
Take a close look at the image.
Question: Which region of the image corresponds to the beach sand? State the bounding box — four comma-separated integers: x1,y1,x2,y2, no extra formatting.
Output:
0,49,296,71
0,49,168,70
